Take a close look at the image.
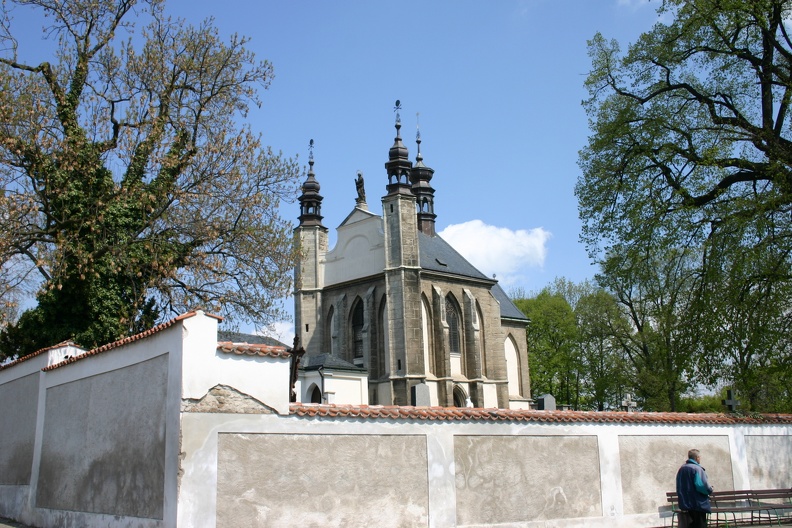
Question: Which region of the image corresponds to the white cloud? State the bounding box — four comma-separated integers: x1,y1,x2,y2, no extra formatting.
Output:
256,320,295,345
616,0,653,9
438,220,551,287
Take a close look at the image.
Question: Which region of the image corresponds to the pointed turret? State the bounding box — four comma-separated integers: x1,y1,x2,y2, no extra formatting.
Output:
298,139,324,227
410,122,437,235
384,100,413,196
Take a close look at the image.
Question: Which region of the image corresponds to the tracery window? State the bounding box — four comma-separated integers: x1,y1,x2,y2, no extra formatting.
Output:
446,296,461,354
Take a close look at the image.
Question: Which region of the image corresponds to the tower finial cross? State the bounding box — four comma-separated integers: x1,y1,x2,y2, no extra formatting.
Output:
394,99,402,125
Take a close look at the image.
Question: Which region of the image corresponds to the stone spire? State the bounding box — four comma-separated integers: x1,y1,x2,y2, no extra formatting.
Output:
298,139,324,227
410,115,436,235
384,100,413,196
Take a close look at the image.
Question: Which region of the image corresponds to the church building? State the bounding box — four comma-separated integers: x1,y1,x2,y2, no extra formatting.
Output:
293,108,530,409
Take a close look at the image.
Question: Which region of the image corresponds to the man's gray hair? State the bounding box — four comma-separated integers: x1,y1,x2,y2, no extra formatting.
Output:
688,449,701,459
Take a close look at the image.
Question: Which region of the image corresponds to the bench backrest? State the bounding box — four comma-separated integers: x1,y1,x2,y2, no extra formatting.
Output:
667,489,792,506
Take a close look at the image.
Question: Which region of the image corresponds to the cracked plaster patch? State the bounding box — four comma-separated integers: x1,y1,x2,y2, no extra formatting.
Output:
182,385,275,414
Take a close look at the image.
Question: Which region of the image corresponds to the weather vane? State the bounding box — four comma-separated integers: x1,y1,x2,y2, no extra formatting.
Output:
308,138,314,163
394,99,402,125
416,112,421,141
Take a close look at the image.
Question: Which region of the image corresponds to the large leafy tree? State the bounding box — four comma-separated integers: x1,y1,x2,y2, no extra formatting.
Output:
578,0,792,411
579,0,792,259
596,247,700,411
0,0,300,359
693,238,792,411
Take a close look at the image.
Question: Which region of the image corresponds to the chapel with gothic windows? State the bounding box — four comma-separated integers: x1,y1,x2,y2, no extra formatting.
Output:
293,106,531,409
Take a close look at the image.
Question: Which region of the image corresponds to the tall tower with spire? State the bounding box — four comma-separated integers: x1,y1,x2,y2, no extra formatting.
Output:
294,140,328,355
381,101,425,404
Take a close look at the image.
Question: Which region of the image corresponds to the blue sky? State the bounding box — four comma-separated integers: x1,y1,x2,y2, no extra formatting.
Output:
169,0,664,336
8,0,665,338
162,0,661,291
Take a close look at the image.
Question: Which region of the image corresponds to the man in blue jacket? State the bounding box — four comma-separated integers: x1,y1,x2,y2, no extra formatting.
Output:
676,449,714,528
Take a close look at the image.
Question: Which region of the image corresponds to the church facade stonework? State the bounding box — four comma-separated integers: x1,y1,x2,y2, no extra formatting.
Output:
294,115,530,408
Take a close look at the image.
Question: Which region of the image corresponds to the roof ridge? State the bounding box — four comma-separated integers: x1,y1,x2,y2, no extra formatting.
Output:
217,342,292,359
40,310,221,372
290,404,792,424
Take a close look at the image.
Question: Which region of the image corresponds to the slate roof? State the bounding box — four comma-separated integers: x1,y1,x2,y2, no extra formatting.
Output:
418,231,491,281
301,353,367,372
418,232,528,322
491,283,529,321
291,404,792,425
217,331,288,348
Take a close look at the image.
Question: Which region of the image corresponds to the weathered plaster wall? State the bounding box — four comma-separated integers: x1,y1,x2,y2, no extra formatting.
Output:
745,435,792,489
215,433,429,527
454,435,601,525
36,354,168,519
179,413,792,528
619,434,733,515
0,373,39,486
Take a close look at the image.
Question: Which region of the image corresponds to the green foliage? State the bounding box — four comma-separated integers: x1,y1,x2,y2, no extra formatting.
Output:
574,288,631,411
577,0,792,412
516,291,580,407
678,394,723,414
515,279,634,411
0,0,301,359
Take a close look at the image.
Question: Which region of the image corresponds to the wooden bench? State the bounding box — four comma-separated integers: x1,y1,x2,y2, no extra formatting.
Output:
748,489,792,523
667,489,792,527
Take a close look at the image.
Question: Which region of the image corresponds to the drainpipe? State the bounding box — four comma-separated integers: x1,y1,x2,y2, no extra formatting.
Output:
318,366,326,403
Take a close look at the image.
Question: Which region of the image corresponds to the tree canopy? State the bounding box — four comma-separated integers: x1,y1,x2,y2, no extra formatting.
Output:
579,0,792,264
0,0,300,358
577,0,792,411
515,279,631,411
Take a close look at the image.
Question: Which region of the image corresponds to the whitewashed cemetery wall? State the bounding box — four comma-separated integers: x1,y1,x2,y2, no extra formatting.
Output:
0,312,790,528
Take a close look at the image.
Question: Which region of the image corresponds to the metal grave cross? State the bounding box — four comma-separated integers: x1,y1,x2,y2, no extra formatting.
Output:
621,393,638,412
722,389,740,412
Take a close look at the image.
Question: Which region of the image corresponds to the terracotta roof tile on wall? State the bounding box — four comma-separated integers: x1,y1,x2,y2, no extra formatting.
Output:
217,342,292,359
290,404,792,425
0,340,83,372
41,311,222,372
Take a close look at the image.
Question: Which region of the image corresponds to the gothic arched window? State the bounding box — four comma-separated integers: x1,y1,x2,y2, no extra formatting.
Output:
351,300,364,359
310,384,322,403
505,335,522,397
326,305,336,355
446,296,461,355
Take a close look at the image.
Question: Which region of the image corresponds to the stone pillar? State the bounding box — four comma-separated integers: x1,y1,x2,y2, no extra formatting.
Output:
432,286,453,407
462,289,485,407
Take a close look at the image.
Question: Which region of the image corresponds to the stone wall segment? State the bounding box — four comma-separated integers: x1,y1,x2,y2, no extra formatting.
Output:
35,354,168,519
215,433,429,527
